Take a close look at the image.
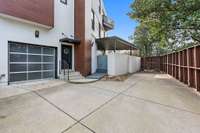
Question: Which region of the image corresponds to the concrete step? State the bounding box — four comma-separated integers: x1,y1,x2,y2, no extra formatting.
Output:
87,73,106,79
61,70,76,74
69,79,98,84
61,72,82,77
60,75,85,80
61,69,73,71
60,71,85,80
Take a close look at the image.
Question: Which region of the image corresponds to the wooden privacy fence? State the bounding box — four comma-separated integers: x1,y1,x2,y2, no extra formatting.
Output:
141,56,161,71
141,45,200,92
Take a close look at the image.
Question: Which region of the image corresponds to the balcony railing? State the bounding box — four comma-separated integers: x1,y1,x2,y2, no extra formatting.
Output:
103,15,114,31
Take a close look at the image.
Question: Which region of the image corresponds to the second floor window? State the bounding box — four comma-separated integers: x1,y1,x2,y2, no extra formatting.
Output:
91,10,95,31
99,23,101,38
99,0,101,14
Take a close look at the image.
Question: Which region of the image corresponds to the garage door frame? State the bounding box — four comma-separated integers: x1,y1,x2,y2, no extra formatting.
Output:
8,41,58,84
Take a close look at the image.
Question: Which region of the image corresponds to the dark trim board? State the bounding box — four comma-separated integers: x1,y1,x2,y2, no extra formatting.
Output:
7,41,10,85
7,41,58,84
55,47,58,79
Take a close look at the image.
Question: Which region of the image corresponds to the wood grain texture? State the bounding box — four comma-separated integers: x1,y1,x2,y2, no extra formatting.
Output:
74,0,91,76
0,0,54,27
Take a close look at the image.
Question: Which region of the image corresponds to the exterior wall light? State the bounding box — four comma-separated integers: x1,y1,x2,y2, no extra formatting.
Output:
35,30,40,38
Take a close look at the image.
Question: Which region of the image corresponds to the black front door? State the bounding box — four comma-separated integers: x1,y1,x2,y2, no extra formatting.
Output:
62,45,72,69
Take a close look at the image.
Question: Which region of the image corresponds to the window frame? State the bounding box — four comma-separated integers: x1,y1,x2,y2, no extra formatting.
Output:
99,23,101,38
91,9,95,31
99,0,102,14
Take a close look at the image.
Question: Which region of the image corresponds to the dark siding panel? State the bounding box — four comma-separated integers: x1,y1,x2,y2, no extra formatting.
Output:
0,0,54,27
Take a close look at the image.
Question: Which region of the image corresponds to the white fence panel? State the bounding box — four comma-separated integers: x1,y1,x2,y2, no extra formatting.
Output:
107,54,129,76
107,54,141,76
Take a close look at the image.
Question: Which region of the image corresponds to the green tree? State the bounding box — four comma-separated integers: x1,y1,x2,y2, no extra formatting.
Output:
129,0,200,57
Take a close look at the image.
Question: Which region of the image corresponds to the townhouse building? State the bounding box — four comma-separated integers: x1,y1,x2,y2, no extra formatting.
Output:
0,0,114,84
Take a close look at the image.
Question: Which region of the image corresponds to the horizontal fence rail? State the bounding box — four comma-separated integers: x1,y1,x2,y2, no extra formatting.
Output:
141,45,200,92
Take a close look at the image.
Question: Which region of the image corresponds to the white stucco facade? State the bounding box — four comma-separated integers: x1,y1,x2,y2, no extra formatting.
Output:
85,0,108,73
0,0,74,84
0,0,111,85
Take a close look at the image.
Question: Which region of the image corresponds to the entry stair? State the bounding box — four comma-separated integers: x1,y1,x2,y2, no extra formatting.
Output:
60,70,98,84
60,70,84,80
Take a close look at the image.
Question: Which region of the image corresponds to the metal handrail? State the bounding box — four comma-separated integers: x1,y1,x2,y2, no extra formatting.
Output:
62,60,70,81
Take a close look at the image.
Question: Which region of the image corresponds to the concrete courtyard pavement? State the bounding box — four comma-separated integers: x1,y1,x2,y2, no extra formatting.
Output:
0,73,200,133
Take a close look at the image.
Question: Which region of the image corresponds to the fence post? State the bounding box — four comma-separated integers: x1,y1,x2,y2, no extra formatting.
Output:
197,46,200,92
172,53,174,77
194,46,197,90
167,54,169,74
178,52,181,81
187,49,190,86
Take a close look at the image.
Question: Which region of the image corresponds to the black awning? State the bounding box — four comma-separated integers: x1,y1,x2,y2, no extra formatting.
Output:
59,37,81,44
96,36,137,51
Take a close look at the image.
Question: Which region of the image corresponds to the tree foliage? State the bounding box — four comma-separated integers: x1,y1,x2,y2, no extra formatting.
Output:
129,0,200,57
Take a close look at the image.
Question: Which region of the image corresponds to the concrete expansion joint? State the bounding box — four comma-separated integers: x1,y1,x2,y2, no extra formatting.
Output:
61,82,138,133
89,80,139,95
123,93,200,116
90,81,200,116
32,91,96,133
78,82,138,124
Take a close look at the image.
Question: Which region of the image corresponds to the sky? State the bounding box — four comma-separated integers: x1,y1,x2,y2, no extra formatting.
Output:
104,0,138,41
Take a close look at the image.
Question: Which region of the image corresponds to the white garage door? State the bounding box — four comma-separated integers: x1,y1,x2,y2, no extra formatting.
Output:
8,42,56,83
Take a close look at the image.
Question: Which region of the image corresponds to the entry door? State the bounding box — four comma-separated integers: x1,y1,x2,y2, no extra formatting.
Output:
62,45,72,69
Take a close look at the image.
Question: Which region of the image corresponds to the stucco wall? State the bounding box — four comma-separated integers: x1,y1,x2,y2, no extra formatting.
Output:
0,0,74,84
107,54,141,76
85,0,107,74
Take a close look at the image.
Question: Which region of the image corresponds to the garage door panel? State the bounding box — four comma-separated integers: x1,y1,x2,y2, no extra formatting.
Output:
28,45,42,54
43,71,54,79
43,64,54,70
28,55,42,62
10,54,27,62
10,64,27,72
9,43,27,53
9,42,56,83
28,72,42,80
43,47,55,55
10,73,27,82
43,56,54,62
28,64,42,71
